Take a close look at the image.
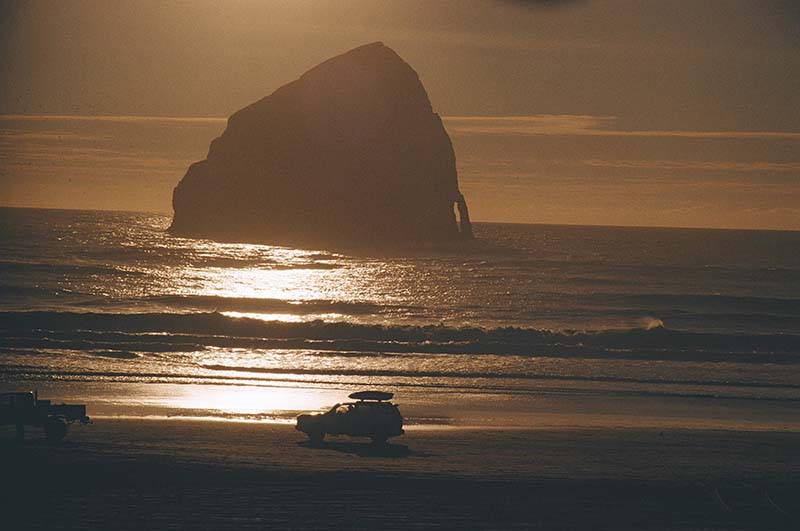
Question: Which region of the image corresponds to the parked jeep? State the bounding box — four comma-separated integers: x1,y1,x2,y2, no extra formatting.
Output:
296,391,403,444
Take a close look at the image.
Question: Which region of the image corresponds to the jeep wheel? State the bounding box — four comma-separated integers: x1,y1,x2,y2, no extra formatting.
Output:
307,430,325,444
371,435,388,445
45,416,68,441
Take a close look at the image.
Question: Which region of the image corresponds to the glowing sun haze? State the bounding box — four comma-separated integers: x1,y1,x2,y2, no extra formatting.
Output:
1,0,799,230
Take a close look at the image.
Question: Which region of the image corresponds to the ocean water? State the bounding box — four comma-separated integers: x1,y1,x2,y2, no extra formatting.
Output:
1,207,799,428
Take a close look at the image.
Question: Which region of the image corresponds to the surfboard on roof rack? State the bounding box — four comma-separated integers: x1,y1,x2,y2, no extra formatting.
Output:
348,391,394,402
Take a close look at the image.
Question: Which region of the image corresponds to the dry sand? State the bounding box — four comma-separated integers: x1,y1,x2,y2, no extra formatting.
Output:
2,419,798,529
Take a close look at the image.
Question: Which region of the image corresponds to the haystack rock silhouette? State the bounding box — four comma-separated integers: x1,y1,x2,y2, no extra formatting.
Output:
169,42,473,245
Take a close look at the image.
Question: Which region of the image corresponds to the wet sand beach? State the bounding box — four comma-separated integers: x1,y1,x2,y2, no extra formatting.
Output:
2,419,797,530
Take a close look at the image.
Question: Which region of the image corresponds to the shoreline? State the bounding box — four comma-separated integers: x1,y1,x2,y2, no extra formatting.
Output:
4,378,799,434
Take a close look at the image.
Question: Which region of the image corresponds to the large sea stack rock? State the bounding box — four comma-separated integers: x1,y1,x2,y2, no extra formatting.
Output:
170,42,473,245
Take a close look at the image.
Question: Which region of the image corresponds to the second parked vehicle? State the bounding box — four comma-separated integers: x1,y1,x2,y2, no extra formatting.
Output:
0,391,90,441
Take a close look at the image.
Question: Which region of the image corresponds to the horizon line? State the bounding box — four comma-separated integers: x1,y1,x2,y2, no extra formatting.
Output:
1,204,797,234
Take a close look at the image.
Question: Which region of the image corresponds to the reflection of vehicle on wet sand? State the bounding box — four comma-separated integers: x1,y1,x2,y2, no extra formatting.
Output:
296,391,403,444
0,391,91,441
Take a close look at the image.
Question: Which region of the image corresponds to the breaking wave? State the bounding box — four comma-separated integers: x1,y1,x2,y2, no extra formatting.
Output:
2,310,799,363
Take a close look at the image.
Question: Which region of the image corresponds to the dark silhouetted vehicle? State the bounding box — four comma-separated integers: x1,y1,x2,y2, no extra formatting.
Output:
296,391,404,444
0,391,90,441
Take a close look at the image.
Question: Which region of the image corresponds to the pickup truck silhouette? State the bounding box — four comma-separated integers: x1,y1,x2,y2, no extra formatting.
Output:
1,391,90,441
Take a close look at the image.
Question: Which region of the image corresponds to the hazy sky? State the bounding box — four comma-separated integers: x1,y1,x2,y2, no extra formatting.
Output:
1,0,799,229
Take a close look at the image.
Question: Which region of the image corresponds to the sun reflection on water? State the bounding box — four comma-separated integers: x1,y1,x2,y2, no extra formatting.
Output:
182,267,343,300
156,240,405,306
147,243,386,420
